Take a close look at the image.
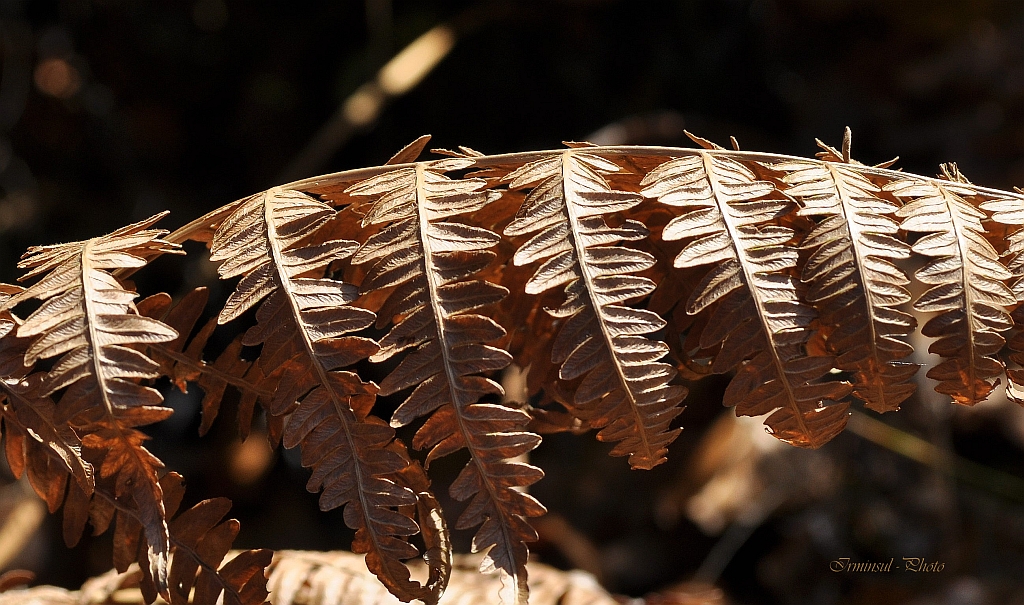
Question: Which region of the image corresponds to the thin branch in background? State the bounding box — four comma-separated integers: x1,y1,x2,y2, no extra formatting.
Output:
278,23,456,183
692,488,786,585
279,2,514,183
847,410,1024,502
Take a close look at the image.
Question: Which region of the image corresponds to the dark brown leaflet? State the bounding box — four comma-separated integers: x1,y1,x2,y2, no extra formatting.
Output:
60,472,271,605
0,299,94,507
0,409,271,605
136,288,271,440
144,473,272,605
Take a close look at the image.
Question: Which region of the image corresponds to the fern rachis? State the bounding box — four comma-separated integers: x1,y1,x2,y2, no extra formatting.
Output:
347,159,543,605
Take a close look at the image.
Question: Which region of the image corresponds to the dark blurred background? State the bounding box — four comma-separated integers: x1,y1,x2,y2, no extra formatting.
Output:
1,1,1023,604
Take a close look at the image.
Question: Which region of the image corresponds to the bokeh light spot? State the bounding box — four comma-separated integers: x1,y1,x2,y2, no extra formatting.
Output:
33,58,81,99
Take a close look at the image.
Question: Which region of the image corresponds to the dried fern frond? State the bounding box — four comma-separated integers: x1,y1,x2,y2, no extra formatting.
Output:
55,472,271,605
640,142,852,448
888,169,1015,404
503,149,685,470
209,189,441,603
2,213,181,594
0,379,94,512
978,187,1024,401
774,147,918,413
141,473,272,605
1,382,270,605
6,134,1024,605
348,159,543,605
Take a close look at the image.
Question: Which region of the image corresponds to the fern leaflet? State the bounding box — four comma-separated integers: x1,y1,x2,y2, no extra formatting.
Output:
348,158,542,605
641,142,852,447
774,150,918,412
209,189,439,603
503,149,685,469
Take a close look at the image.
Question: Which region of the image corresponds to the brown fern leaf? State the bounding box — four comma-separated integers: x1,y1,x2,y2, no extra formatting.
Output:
135,473,272,605
0,295,95,507
347,159,543,605
1,213,181,593
58,472,272,605
978,187,1024,402
209,189,439,603
502,149,685,470
773,155,919,412
1,380,95,513
3,385,258,605
888,172,1015,404
640,150,852,448
136,288,270,439
2,386,270,605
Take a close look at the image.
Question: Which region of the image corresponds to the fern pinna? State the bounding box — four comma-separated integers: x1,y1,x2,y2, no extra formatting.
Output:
3,131,1024,605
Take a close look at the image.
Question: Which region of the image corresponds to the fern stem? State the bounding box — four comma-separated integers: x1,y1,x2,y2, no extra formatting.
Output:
280,146,1018,203
146,344,272,400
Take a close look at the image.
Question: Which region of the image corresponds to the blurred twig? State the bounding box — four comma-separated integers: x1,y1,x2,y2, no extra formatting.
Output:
278,23,456,182
691,487,786,585
847,409,1024,503
278,2,513,182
